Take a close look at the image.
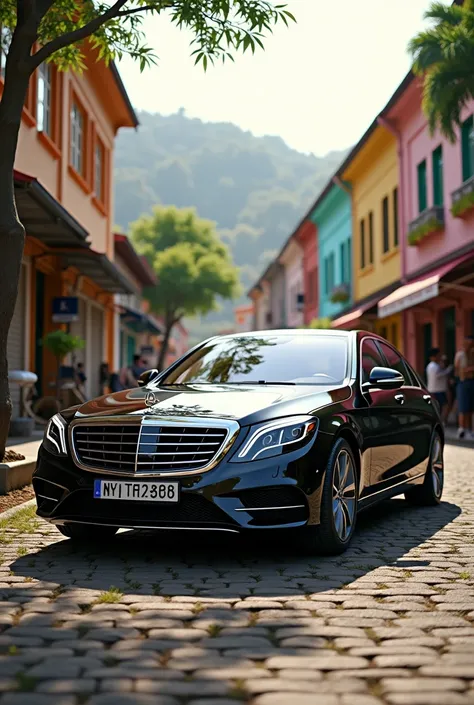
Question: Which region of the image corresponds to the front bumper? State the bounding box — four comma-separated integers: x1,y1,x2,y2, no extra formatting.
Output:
33,432,331,533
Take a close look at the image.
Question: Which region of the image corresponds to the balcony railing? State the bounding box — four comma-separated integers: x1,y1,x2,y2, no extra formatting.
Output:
451,175,474,219
330,283,350,304
407,206,445,246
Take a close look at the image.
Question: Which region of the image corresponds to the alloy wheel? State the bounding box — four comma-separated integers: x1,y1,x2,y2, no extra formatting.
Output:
332,449,356,541
431,436,444,499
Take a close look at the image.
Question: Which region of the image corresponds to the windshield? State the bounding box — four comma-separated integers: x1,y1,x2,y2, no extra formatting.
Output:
161,335,348,386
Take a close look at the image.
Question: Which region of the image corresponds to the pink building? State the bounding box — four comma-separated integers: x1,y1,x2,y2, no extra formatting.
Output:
295,219,318,325
280,238,304,329
378,76,474,371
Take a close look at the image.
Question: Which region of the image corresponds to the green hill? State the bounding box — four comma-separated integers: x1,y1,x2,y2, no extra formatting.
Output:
114,109,347,341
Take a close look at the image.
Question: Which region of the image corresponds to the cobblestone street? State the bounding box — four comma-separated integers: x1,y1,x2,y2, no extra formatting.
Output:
0,443,473,705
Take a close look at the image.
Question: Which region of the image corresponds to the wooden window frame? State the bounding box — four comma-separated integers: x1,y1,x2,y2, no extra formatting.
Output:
368,211,374,265
68,89,91,194
382,196,390,254
461,115,474,183
91,128,109,216
393,187,399,248
417,159,427,213
432,145,444,207
360,218,365,270
36,63,61,159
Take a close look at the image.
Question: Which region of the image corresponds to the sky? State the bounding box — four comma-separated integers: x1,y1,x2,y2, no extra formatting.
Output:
117,0,445,157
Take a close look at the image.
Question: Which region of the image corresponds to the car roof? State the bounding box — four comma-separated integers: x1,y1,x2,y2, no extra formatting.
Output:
216,329,353,339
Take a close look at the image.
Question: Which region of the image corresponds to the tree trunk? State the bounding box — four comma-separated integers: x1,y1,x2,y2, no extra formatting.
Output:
157,316,177,372
0,42,33,459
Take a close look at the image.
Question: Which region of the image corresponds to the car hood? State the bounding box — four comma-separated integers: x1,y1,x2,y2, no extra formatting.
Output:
74,383,351,426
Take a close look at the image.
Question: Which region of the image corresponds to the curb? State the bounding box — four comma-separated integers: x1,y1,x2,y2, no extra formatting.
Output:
0,457,37,494
0,498,37,522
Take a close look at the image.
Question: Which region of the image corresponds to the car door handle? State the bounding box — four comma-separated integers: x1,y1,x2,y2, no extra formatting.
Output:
394,394,405,405
423,394,432,404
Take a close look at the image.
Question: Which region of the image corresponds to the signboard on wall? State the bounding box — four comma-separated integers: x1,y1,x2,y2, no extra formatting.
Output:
52,297,79,323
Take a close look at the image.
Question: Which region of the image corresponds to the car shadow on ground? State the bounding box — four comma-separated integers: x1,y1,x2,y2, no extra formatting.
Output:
10,497,461,595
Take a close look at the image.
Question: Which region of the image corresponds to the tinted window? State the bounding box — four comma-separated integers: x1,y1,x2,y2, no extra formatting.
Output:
377,342,407,383
361,339,385,384
163,335,348,385
404,359,422,388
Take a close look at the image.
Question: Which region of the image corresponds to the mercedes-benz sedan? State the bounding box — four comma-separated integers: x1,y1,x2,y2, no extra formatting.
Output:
33,330,444,555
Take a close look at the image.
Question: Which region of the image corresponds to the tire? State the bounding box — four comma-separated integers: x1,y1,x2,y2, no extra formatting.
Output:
57,524,118,542
300,438,358,556
405,431,444,506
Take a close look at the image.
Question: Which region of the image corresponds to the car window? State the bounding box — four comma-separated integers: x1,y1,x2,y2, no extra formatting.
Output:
377,341,407,383
361,338,385,384
403,359,422,388
163,334,349,385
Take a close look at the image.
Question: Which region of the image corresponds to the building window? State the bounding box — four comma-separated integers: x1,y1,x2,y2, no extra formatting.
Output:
0,25,11,80
368,211,374,265
417,159,427,213
37,63,53,136
70,101,85,176
461,115,474,183
328,253,335,292
94,138,105,203
393,187,399,247
360,219,365,270
340,239,350,284
432,145,444,206
382,196,389,254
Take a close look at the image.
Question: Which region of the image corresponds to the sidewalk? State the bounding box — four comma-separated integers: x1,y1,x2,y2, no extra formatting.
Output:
1,432,43,494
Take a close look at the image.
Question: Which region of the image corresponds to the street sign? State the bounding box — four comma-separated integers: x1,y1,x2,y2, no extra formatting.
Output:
52,297,79,323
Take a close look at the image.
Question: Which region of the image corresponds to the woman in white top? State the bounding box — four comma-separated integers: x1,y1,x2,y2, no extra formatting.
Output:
426,347,452,424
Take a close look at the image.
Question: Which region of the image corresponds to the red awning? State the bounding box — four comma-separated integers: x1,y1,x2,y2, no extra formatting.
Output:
332,296,379,329
378,251,474,319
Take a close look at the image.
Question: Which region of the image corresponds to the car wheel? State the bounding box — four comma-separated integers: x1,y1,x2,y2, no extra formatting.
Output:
57,524,118,542
301,438,358,556
405,431,444,506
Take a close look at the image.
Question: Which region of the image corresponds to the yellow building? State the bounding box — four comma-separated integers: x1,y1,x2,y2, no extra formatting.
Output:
341,125,403,350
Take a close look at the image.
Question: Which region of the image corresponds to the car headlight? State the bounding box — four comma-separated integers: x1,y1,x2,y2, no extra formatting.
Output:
231,416,318,463
43,414,67,456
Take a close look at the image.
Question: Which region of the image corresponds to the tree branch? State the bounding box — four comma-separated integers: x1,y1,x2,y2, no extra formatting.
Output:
116,4,157,17
29,0,129,69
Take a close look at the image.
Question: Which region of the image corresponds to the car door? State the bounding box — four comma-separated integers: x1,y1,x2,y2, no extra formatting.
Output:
359,337,411,492
378,341,433,480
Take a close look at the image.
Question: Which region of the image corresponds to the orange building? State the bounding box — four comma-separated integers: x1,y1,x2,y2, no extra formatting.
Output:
2,42,138,411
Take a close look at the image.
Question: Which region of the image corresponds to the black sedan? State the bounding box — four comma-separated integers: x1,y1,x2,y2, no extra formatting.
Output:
33,330,444,555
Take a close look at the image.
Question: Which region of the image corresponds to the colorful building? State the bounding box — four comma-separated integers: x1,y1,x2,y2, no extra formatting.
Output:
279,237,304,329
6,41,138,414
379,77,474,370
310,183,352,322
336,124,402,349
295,220,318,325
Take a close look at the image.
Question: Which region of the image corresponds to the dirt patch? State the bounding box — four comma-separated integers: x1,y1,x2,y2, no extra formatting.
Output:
2,450,26,463
0,485,35,513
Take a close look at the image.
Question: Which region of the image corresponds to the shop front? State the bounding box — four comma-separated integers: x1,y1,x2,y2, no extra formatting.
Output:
378,250,474,375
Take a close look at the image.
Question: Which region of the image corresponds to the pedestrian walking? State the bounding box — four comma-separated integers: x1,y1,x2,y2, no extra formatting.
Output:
426,348,452,424
454,335,474,439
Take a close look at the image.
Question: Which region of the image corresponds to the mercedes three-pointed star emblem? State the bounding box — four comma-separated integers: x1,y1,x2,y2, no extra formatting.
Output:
145,391,157,407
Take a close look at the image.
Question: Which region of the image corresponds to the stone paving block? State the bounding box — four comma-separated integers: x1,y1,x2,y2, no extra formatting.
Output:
36,679,96,693
381,678,467,692
385,694,469,705
135,679,230,696
253,694,339,705
88,696,178,705
1,696,77,705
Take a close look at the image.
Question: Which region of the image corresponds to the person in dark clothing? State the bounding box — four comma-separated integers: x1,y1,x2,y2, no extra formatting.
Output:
130,354,147,383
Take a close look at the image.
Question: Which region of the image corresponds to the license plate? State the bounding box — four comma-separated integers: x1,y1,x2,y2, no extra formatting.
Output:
93,479,179,503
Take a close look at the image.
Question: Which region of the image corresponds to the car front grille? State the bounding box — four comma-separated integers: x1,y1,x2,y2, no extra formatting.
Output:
50,489,237,528
72,422,229,475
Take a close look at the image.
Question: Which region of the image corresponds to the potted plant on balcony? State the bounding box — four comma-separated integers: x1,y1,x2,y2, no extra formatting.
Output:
451,190,474,219
330,283,350,304
408,215,444,246
306,317,332,329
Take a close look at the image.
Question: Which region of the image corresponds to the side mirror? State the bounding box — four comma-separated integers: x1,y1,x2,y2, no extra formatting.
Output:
138,369,160,387
362,366,404,391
